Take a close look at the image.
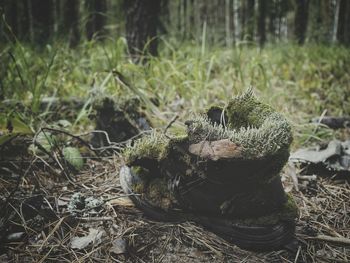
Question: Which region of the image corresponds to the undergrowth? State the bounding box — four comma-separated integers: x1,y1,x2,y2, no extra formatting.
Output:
1,38,350,148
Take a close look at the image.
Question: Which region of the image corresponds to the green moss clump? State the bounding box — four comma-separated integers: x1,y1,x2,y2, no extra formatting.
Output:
123,132,169,165
186,89,293,159
226,88,273,129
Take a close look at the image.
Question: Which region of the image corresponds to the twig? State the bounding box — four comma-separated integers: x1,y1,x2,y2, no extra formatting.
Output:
76,216,114,221
306,235,350,246
41,127,100,157
164,115,179,135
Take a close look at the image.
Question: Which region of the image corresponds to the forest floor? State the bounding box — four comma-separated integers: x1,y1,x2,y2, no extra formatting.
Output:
1,41,350,262
1,137,349,262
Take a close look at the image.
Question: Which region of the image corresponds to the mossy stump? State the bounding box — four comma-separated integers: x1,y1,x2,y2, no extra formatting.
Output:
120,89,298,251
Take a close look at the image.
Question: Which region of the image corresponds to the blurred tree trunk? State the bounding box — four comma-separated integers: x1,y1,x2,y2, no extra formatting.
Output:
318,0,332,42
294,0,309,45
345,6,350,45
63,0,80,47
183,0,187,39
268,0,276,42
1,1,19,42
124,0,161,59
158,0,168,35
9,1,18,37
199,1,208,37
225,0,232,47
332,0,340,43
86,0,107,40
19,0,31,41
29,0,54,44
189,0,194,37
233,0,240,42
337,0,350,45
53,0,63,35
243,0,255,42
257,0,266,47
229,0,235,44
0,1,4,42
94,0,106,37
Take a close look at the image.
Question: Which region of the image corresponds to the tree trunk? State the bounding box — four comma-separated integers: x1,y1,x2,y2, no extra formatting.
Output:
245,0,255,42
225,0,232,47
257,0,266,47
85,0,94,40
332,0,340,43
94,0,107,38
124,0,161,59
294,0,309,45
1,1,19,42
337,0,350,45
268,0,276,42
9,1,18,37
29,0,54,44
64,0,80,47
234,0,240,42
86,0,107,40
183,0,187,39
189,0,194,37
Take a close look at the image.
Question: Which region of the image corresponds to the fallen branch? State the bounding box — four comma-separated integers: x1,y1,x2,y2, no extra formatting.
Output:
307,235,350,246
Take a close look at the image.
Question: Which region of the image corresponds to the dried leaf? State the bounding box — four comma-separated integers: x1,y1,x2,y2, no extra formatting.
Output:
71,228,105,250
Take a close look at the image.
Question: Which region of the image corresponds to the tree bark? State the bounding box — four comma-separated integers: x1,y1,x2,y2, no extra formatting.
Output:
124,0,162,59
294,0,309,45
258,0,266,47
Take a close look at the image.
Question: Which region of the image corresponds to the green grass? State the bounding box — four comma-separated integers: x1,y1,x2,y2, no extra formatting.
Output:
1,38,350,148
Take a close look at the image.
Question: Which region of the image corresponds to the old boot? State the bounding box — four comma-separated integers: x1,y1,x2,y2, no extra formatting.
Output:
120,89,298,251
